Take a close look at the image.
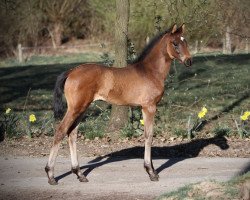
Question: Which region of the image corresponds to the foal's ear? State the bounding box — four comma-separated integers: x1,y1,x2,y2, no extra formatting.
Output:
180,23,185,34
171,24,177,34
176,23,185,34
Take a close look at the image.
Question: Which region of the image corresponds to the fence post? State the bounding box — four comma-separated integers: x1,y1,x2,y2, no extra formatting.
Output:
18,44,23,63
194,40,198,54
225,26,231,54
245,39,249,54
222,38,226,54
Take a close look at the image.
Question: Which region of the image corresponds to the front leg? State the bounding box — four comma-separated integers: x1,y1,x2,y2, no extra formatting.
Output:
142,105,159,181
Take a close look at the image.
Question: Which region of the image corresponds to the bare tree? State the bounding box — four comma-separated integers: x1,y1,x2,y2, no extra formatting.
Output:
216,0,250,53
38,0,88,48
129,0,219,50
0,0,43,55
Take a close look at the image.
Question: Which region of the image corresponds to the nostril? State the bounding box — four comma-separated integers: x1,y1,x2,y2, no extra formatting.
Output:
185,58,192,67
189,59,192,66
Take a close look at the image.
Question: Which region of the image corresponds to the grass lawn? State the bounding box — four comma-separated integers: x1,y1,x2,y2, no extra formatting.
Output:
0,52,102,68
157,172,250,200
0,54,249,139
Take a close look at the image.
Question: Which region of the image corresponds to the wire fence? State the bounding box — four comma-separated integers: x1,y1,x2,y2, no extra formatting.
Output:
16,40,249,63
17,42,112,63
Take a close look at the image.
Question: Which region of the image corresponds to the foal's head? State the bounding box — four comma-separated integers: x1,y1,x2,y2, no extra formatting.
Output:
166,24,192,67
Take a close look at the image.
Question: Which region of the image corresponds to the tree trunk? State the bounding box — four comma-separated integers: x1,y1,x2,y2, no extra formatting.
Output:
108,0,130,135
50,22,62,49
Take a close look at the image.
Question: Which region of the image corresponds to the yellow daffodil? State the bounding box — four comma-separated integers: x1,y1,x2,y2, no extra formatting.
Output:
29,114,36,123
198,107,208,119
5,108,11,114
240,111,250,121
140,119,144,125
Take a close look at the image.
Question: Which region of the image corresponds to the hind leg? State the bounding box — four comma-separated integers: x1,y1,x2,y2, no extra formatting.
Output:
69,125,88,182
45,110,81,185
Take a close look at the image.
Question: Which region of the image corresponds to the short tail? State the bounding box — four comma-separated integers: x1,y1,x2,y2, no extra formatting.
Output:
53,71,69,120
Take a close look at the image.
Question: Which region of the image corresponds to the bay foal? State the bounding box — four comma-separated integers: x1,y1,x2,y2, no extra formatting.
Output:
45,24,192,185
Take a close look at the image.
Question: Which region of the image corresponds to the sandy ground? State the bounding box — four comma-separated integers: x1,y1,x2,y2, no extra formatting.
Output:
0,156,249,200
0,136,249,158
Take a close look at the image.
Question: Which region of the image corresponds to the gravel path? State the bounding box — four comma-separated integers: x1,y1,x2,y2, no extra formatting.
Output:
0,156,249,200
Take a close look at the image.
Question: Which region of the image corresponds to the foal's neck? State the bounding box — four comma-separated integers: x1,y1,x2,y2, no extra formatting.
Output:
141,46,172,82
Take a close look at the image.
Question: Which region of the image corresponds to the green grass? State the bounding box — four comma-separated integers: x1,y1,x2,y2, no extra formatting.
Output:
0,52,101,68
212,125,232,137
157,172,250,200
157,184,194,200
0,53,249,139
157,54,250,138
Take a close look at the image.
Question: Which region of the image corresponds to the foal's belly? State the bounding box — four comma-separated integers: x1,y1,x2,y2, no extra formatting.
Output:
94,86,162,107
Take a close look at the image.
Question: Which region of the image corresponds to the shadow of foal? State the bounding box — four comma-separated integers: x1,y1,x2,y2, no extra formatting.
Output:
55,135,229,182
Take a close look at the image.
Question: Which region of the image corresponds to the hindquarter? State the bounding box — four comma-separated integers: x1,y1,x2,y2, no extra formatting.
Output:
64,64,105,110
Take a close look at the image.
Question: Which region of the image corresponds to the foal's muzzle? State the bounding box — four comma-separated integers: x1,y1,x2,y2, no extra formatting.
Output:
184,58,192,67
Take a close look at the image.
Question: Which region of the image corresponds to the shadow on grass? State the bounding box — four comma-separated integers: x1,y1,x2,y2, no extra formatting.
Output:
195,91,250,132
2,54,249,109
0,63,83,108
55,135,229,182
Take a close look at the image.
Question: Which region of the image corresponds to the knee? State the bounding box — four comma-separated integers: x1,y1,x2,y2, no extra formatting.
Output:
53,132,66,145
145,134,153,142
69,132,77,142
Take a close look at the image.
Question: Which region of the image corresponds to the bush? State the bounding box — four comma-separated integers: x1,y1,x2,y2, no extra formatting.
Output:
213,125,232,137
0,108,20,139
0,108,55,139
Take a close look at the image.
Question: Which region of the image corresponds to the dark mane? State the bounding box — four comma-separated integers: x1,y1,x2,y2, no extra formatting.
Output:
132,28,171,63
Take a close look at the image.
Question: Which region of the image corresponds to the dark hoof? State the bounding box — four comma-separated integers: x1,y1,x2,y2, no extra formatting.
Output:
72,167,88,182
78,176,89,182
48,178,58,185
149,173,159,181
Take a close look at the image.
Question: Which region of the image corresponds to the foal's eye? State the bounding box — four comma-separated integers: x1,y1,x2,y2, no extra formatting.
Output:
172,41,180,53
173,41,178,48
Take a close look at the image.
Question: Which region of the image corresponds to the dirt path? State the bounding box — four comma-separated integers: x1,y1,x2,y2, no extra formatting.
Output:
0,156,249,200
